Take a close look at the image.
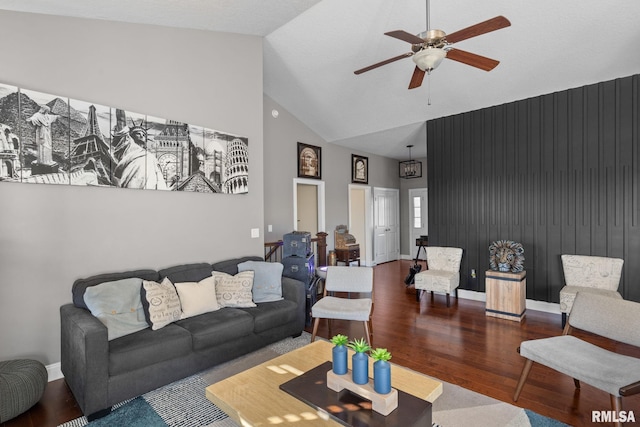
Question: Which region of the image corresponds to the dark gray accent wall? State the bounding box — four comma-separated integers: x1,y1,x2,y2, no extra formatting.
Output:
427,74,639,303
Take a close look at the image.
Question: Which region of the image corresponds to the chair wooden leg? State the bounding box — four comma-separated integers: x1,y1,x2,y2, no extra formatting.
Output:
573,378,581,389
446,293,450,307
328,318,332,338
363,320,372,347
611,395,623,427
416,288,421,302
513,359,534,401
561,312,567,329
311,318,320,342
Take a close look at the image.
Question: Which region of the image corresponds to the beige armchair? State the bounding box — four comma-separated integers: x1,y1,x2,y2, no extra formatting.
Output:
414,246,463,307
514,293,640,427
559,254,623,327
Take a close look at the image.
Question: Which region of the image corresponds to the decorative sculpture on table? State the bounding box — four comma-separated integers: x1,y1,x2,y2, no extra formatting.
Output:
348,338,371,385
371,347,393,394
489,240,525,273
330,334,348,375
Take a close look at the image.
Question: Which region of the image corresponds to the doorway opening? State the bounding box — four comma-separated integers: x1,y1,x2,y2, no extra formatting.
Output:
293,178,326,236
348,184,372,266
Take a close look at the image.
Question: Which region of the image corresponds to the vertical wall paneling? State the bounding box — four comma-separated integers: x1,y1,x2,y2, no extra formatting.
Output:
427,74,640,303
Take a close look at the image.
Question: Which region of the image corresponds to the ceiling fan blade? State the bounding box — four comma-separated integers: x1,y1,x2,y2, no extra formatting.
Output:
385,30,425,45
354,52,413,75
408,66,426,89
446,48,500,71
445,16,511,44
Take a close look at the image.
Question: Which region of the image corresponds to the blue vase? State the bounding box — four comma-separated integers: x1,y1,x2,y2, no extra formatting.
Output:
352,352,369,384
373,360,391,394
332,345,348,375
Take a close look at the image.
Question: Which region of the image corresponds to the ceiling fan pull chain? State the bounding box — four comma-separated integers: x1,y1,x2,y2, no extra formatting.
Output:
427,74,432,106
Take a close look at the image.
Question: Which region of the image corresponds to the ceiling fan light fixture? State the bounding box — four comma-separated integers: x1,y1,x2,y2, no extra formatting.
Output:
412,47,446,72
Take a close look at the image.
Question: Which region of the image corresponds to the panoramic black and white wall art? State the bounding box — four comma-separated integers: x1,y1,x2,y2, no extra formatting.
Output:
0,83,249,194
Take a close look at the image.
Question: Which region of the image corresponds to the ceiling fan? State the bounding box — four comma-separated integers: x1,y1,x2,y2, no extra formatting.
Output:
354,2,511,89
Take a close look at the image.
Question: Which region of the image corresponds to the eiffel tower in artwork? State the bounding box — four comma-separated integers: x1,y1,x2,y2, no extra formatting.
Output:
69,105,114,185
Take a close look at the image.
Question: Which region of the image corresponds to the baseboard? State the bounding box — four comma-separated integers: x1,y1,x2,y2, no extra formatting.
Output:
457,289,561,314
46,362,64,382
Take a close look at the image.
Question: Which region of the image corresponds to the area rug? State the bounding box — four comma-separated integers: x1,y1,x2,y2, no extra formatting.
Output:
59,332,568,427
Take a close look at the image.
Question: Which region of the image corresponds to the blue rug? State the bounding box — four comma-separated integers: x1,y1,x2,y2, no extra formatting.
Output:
59,374,233,427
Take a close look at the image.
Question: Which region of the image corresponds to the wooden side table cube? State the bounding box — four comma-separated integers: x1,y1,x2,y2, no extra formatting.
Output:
485,270,526,322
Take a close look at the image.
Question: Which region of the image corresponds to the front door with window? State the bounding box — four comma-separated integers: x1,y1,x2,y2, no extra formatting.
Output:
409,188,428,260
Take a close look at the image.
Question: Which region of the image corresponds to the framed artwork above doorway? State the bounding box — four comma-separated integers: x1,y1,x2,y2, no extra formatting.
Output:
297,142,321,179
351,154,368,184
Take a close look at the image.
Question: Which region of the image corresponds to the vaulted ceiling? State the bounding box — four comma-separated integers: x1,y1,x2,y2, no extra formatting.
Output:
2,0,639,159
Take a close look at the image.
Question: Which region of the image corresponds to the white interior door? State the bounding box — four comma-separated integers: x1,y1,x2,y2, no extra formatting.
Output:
373,188,399,264
409,188,428,260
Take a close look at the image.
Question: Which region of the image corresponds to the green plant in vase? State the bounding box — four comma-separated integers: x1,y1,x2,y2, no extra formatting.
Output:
348,338,371,384
331,334,349,347
331,334,349,375
370,348,392,362
347,337,371,353
371,348,393,394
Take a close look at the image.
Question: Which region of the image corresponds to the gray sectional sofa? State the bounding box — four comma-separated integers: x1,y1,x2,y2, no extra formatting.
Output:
60,256,306,419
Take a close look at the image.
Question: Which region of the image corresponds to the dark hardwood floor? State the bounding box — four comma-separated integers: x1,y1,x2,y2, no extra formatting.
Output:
4,260,639,427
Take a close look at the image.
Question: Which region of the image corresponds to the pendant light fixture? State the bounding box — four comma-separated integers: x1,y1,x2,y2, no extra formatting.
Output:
399,144,422,179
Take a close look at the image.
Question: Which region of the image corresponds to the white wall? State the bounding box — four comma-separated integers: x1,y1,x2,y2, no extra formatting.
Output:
0,11,264,364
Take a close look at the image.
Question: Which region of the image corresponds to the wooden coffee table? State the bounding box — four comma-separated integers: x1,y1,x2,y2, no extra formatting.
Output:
205,340,442,426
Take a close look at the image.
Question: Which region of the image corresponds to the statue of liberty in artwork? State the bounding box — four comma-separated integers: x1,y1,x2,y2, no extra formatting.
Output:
111,109,167,190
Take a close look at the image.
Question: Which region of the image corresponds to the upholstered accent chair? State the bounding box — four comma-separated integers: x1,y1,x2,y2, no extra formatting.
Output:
514,292,640,427
414,246,463,307
310,266,374,346
559,254,623,327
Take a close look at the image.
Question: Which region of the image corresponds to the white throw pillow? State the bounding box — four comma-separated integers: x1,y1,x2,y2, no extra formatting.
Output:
211,270,256,308
141,277,182,330
174,276,220,319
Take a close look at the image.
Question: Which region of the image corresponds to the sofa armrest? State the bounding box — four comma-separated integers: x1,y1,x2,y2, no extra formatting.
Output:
60,303,110,416
281,277,306,331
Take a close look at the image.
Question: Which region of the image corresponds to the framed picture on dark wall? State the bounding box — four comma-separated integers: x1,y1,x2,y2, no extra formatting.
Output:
351,154,368,184
297,142,321,179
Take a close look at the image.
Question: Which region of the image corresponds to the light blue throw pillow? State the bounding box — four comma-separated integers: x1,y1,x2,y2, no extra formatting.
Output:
84,277,149,340
237,261,284,303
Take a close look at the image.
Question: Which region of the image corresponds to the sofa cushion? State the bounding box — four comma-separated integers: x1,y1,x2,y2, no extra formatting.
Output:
238,261,284,303
240,299,300,333
158,263,213,283
141,277,182,330
109,324,192,376
211,256,262,276
73,269,160,310
174,276,220,319
175,309,254,351
212,271,256,308
84,278,149,341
